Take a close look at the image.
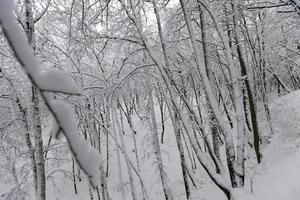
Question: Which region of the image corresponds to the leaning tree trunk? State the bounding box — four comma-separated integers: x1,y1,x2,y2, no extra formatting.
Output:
148,87,174,200
120,99,147,200
257,10,274,135
198,4,221,169
114,106,138,200
118,0,232,198
164,94,191,199
111,109,126,200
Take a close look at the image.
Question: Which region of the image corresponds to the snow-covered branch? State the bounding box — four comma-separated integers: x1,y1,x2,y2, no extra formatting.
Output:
0,0,101,188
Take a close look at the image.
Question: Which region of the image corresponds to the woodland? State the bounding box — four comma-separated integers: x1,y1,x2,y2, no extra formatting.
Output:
0,0,300,200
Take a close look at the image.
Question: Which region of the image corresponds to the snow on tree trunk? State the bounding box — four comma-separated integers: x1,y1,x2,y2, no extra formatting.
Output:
198,5,221,172
165,97,191,199
114,107,138,200
118,0,232,198
0,0,102,188
182,0,247,189
7,80,38,195
111,109,127,200
257,12,274,136
148,87,174,200
120,99,147,200
151,3,191,198
32,86,46,200
24,0,46,199
231,0,249,185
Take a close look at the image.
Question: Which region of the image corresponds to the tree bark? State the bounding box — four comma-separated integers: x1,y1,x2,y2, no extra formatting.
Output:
148,87,174,200
24,0,46,199
164,96,191,199
114,106,138,200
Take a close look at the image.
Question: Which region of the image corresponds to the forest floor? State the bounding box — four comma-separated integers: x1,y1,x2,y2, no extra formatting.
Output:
1,91,300,200
251,90,300,200
194,90,300,199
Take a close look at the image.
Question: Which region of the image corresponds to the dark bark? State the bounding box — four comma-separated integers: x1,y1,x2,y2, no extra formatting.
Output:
24,0,46,198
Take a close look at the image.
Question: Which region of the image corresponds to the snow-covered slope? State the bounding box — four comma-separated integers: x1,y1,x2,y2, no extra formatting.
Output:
251,90,300,200
41,90,300,200
3,91,300,200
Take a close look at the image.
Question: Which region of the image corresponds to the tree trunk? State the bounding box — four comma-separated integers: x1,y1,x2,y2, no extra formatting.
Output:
72,158,78,194
148,87,173,200
24,0,46,199
7,81,38,195
114,106,138,200
120,99,147,200
165,96,191,199
32,86,46,200
111,110,126,200
198,5,221,171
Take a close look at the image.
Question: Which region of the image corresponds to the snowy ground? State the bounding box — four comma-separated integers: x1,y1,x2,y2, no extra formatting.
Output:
2,91,300,200
251,90,300,200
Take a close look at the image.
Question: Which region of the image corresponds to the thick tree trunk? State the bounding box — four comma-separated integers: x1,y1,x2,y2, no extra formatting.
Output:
198,5,221,171
181,0,239,188
231,0,248,185
24,0,46,199
32,86,46,200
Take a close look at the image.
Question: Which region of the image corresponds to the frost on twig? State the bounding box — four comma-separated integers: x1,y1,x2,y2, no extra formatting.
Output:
0,0,101,187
